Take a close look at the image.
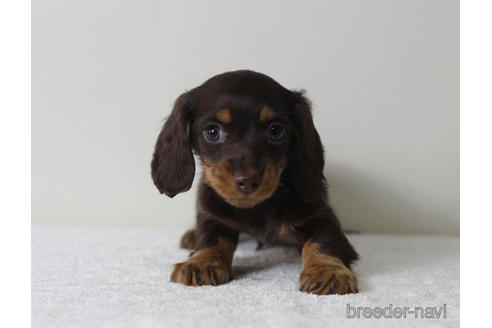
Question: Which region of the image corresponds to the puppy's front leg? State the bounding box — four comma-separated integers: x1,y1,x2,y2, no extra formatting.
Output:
299,240,358,295
298,207,359,295
171,217,238,286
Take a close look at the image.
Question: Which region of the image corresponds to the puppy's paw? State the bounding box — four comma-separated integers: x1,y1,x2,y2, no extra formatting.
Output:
179,228,196,250
170,259,231,286
299,264,358,295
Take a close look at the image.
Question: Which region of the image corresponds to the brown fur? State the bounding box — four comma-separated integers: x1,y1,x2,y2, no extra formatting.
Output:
171,237,236,286
180,228,197,250
299,241,358,295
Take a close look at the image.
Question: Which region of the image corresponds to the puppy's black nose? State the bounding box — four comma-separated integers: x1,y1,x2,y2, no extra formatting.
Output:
235,174,261,194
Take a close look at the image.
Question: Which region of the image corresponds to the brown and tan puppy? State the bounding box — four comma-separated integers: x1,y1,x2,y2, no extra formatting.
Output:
151,70,358,295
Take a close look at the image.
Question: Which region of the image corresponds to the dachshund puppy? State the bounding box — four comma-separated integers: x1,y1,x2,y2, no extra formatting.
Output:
151,70,358,295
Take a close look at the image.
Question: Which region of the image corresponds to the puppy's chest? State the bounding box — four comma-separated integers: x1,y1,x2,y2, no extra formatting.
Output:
242,217,299,247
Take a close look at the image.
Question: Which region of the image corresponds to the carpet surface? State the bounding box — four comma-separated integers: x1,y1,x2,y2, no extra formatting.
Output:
32,226,459,327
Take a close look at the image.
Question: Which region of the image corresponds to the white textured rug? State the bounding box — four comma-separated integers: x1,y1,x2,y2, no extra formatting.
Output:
32,226,459,327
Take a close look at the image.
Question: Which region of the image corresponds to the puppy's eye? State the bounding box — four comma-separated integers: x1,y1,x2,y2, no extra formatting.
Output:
268,123,285,142
203,125,223,142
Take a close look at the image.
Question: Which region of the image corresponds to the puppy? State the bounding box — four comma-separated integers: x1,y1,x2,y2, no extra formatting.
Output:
151,70,358,295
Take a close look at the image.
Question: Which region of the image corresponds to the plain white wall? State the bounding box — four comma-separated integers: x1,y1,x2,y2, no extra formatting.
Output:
32,0,459,235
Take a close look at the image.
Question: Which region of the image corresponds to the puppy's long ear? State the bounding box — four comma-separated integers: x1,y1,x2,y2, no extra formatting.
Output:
290,90,328,203
151,91,195,197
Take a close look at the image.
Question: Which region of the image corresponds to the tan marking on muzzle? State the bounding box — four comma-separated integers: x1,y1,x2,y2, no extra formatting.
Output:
201,158,283,208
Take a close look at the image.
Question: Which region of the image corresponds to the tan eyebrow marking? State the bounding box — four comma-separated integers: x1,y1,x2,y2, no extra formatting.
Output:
260,106,274,122
216,108,231,123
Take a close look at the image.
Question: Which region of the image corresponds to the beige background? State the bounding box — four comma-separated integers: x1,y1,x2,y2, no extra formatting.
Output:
32,0,459,235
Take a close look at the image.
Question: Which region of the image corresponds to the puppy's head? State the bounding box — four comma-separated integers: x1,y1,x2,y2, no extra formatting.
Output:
152,70,326,207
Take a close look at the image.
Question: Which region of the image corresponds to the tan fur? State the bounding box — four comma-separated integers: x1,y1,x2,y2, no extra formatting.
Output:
279,223,294,236
180,228,197,250
216,108,231,123
299,240,358,295
186,122,190,137
171,237,236,286
260,106,274,122
201,157,283,208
